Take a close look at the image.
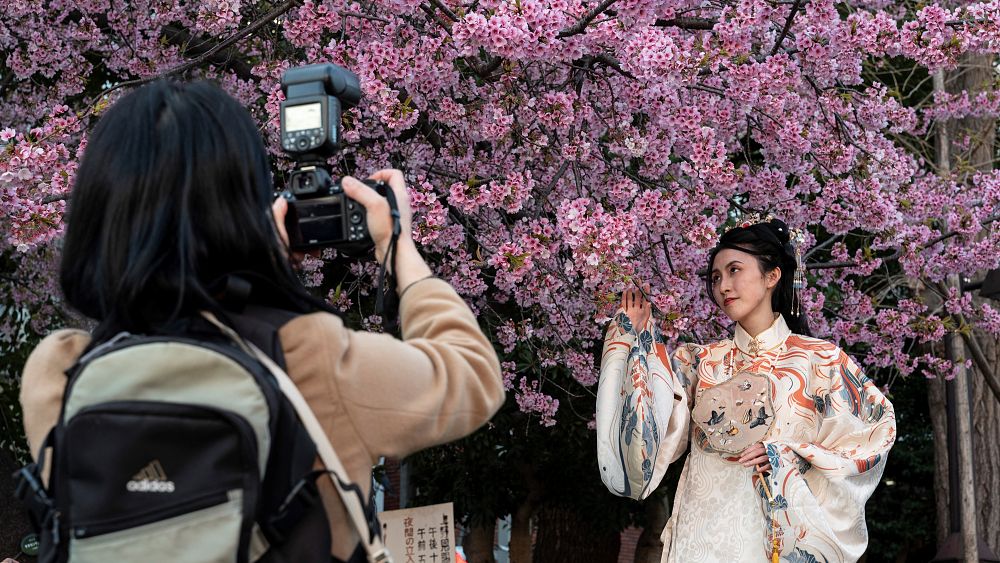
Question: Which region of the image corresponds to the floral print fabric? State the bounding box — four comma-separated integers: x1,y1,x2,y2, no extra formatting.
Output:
596,312,896,562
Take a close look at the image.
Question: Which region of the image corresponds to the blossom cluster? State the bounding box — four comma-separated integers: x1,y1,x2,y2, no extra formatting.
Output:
3,0,1000,427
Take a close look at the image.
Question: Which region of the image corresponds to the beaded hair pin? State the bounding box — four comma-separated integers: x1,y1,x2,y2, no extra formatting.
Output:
791,229,807,317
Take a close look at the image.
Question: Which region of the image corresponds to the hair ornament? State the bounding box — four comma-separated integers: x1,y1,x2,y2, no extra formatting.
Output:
724,212,775,234
791,228,807,317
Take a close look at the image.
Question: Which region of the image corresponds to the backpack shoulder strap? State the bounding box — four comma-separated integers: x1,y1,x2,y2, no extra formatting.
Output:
202,312,392,563
223,306,300,369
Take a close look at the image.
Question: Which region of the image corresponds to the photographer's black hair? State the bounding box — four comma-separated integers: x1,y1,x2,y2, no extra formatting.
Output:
704,218,812,336
61,79,336,342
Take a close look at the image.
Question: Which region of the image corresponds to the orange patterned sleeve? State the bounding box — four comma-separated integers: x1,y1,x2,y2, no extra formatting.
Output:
595,309,699,500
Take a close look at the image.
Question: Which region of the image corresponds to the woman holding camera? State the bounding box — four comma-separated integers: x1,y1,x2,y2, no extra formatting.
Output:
596,218,896,562
20,80,504,562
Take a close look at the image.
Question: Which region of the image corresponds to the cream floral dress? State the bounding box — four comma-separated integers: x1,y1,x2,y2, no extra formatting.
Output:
596,312,896,562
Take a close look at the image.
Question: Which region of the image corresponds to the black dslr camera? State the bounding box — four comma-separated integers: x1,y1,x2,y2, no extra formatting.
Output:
279,63,388,253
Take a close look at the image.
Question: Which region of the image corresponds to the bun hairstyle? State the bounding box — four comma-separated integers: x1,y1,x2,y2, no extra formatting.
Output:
705,218,812,336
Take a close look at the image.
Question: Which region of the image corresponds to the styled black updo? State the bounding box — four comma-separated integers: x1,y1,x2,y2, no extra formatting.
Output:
705,218,812,336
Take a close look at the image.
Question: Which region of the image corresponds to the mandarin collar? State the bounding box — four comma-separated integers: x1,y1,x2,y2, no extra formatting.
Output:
733,314,791,356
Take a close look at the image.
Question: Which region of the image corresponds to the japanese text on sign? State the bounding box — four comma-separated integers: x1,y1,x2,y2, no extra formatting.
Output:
381,502,455,563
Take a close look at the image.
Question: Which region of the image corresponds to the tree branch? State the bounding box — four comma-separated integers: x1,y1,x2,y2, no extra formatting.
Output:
946,18,987,28
590,53,636,80
558,0,619,38
341,11,391,23
468,55,504,79
770,0,803,56
90,0,302,102
660,235,676,275
419,4,453,31
959,325,1000,405
689,83,726,96
654,17,717,30
161,25,254,81
803,232,842,261
425,0,459,23
804,212,1000,270
0,52,14,101
880,212,1000,263
806,260,858,271
41,193,71,204
542,161,571,196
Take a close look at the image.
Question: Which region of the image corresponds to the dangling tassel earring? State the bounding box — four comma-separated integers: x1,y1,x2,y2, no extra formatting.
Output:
792,230,806,317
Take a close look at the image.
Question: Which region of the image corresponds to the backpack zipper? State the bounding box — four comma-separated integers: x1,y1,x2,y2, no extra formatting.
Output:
72,488,232,539
67,401,261,541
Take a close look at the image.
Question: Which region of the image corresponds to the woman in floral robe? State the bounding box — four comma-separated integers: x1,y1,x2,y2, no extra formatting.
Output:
596,218,895,562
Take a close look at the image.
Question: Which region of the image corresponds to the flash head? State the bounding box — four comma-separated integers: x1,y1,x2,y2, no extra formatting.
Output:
279,63,361,158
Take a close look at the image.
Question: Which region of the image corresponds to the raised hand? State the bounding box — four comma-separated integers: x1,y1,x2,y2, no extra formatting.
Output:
621,283,652,331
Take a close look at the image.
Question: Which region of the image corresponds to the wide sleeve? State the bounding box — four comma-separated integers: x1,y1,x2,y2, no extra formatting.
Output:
595,309,699,500
762,347,896,562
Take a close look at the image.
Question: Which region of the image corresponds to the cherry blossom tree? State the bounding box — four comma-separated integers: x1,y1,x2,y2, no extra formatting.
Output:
3,0,1000,558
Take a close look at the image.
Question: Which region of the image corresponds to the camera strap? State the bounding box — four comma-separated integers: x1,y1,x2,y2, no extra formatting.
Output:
374,188,402,331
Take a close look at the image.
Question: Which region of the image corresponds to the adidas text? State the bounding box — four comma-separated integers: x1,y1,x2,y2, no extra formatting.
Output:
128,460,174,492
126,478,176,493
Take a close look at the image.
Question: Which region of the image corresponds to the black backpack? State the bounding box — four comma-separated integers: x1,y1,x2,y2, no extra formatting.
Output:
14,308,382,563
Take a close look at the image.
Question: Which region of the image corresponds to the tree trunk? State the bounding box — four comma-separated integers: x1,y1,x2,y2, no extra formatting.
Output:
508,500,535,563
463,519,498,563
531,506,620,563
928,370,952,545
941,52,1000,557
933,65,980,563
634,494,671,563
971,333,1000,555
508,462,542,563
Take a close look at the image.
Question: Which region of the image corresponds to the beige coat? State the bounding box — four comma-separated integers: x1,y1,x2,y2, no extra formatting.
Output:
20,278,504,561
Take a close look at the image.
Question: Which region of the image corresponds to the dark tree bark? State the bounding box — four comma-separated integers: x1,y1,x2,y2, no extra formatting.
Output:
951,53,999,558
531,506,620,563
508,462,541,563
928,371,951,545
633,494,671,563
971,332,1000,555
463,519,497,563
929,52,999,557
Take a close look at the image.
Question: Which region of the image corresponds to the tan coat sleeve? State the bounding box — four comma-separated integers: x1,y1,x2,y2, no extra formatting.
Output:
280,277,504,460
20,329,92,460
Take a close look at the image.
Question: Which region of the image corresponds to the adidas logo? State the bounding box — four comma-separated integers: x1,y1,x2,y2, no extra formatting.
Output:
126,460,176,493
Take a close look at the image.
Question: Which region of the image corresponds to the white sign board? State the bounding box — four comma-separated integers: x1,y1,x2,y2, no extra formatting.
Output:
380,502,455,563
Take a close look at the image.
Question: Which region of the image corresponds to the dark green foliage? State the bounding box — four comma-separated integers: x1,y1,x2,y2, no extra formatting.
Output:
407,356,647,546
408,406,521,528
0,307,34,465
866,374,938,561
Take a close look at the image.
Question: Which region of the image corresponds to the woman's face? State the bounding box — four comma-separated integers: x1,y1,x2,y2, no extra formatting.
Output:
710,248,779,323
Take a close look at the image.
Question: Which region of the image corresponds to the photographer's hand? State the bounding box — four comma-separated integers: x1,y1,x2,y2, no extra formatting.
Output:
272,197,291,249
342,170,432,293
271,196,312,268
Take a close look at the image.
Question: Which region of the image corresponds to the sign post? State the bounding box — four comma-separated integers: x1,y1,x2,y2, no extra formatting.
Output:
380,502,456,563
